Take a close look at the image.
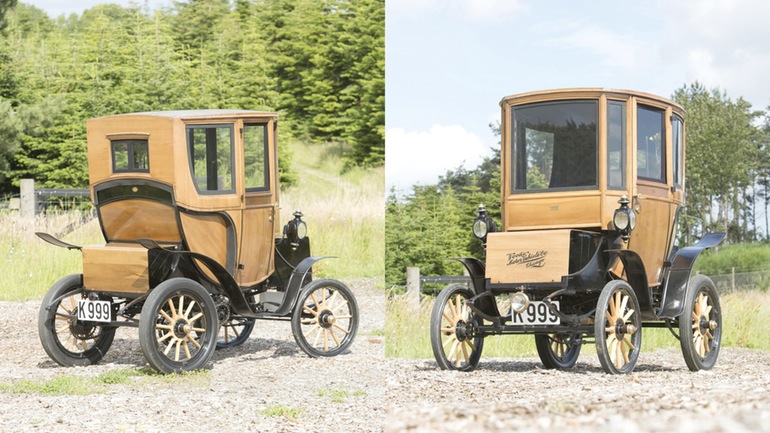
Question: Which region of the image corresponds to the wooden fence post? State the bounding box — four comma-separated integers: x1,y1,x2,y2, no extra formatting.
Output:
406,267,420,306
20,179,35,219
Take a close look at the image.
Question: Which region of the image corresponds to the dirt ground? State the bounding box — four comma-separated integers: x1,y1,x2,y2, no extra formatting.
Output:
2,281,770,433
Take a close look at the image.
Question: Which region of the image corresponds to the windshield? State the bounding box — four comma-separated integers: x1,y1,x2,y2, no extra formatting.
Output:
511,100,598,192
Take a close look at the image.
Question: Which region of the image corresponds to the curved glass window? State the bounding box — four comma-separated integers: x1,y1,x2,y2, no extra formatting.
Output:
511,100,598,192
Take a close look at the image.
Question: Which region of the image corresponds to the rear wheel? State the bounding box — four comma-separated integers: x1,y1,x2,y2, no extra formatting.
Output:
595,280,642,374
679,275,721,371
38,274,116,366
535,333,582,369
139,278,218,373
430,284,484,371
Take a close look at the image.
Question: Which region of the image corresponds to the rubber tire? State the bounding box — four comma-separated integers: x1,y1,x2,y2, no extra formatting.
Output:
38,274,116,366
679,275,722,371
216,318,255,349
430,284,484,371
139,278,218,373
595,280,642,374
291,279,359,357
535,333,582,369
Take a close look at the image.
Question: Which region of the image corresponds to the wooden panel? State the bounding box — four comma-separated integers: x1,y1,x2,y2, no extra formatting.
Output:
486,230,571,284
83,243,149,294
180,212,230,279
237,204,276,286
628,191,672,285
87,115,175,187
505,192,601,231
100,199,181,242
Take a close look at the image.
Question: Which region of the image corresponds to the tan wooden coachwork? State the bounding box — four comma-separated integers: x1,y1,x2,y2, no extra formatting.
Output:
85,110,280,292
495,88,685,287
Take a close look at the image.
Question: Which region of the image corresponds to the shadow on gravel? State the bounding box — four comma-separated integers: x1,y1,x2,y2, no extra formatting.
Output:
410,358,681,374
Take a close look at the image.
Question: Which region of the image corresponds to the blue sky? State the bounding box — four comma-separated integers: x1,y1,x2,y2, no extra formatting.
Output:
386,0,770,192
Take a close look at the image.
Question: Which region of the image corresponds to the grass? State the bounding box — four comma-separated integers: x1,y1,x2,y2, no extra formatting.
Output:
280,141,384,280
315,387,367,403
0,367,207,395
386,290,770,359
260,405,302,419
0,211,103,301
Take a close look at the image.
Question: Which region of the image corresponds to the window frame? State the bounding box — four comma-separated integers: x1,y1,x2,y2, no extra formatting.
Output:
672,114,684,188
636,105,667,184
186,124,236,195
510,99,599,194
111,139,150,173
243,123,270,193
607,100,626,191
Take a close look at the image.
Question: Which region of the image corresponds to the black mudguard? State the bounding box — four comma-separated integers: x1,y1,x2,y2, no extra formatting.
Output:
447,257,500,318
658,232,725,319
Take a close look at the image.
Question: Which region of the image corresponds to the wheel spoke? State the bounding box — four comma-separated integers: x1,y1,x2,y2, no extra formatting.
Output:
622,308,635,323
178,295,185,319
303,305,320,317
332,323,351,335
182,339,191,359
160,310,173,323
329,327,341,347
622,335,635,351
460,340,470,365
618,294,629,318
158,331,174,342
442,310,456,326
167,299,177,317
174,340,181,362
441,326,455,335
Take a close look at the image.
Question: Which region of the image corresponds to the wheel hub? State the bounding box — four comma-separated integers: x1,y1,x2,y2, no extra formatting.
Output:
615,319,636,336
173,319,190,339
455,320,468,341
318,310,335,329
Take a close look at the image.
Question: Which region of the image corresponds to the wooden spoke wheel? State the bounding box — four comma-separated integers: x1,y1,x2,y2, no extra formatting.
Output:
679,275,722,371
430,284,484,371
139,278,218,373
38,274,116,366
595,280,642,374
535,333,582,369
216,317,255,349
291,279,359,357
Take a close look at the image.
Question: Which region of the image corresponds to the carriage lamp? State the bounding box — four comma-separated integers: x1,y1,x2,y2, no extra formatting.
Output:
472,204,497,246
613,195,637,241
284,210,308,249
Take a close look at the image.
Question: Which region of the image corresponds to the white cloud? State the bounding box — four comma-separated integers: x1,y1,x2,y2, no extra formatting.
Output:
386,125,491,194
663,0,770,108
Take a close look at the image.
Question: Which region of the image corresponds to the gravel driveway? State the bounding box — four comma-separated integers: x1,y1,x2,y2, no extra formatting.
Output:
2,281,770,433
0,278,385,433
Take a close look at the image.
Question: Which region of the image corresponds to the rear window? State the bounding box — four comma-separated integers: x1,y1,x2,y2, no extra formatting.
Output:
112,139,149,173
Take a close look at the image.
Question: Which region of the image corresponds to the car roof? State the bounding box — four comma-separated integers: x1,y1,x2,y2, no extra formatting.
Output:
91,109,278,121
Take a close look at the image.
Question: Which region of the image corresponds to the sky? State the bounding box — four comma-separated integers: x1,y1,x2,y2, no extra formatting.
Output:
22,0,170,17
386,0,770,193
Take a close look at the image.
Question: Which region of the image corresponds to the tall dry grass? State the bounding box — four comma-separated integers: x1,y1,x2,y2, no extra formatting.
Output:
280,141,384,281
386,289,770,359
0,212,103,301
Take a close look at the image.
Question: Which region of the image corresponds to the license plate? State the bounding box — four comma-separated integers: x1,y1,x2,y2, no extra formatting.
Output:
510,300,560,325
77,299,112,322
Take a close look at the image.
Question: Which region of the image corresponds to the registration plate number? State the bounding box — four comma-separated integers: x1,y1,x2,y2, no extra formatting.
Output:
511,301,560,325
77,299,112,322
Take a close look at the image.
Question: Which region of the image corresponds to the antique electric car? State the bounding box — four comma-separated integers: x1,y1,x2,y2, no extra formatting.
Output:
430,89,724,374
37,110,359,373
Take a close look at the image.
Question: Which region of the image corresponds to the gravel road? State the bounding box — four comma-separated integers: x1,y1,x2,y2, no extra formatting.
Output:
2,281,770,433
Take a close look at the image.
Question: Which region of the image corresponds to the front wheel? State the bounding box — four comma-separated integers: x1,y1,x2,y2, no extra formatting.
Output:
38,274,116,366
139,278,218,373
679,275,722,371
535,333,582,369
430,284,484,371
595,280,642,374
291,279,359,357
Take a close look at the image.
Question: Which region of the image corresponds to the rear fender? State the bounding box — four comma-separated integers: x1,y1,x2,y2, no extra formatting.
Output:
447,257,500,318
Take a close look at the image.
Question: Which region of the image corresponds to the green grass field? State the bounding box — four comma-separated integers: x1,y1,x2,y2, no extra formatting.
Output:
0,140,383,301
386,289,770,359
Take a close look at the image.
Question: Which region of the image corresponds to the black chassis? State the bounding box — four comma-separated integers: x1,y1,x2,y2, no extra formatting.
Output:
454,231,726,338
38,233,327,328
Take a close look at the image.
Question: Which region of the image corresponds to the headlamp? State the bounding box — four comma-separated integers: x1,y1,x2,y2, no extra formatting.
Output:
472,204,496,247
284,210,307,250
613,195,636,240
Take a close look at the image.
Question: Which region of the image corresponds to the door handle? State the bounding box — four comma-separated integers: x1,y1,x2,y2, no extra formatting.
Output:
633,193,643,213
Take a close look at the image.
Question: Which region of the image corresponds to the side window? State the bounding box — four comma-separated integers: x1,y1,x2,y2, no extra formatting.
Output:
244,123,269,191
112,139,149,172
637,105,665,183
187,125,234,193
607,101,625,189
672,114,683,187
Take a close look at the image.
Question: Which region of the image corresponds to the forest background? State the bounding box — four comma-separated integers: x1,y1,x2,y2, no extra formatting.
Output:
0,0,384,193
386,84,770,288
